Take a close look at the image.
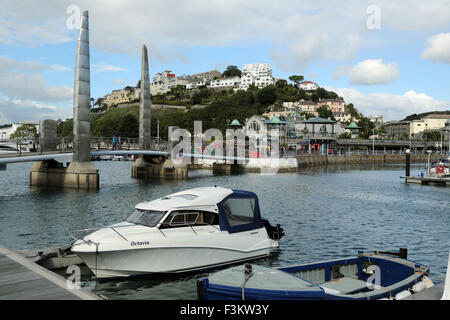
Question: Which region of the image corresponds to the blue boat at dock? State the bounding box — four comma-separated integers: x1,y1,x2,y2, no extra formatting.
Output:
197,250,435,300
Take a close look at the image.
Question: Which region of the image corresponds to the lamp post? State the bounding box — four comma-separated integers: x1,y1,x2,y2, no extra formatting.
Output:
405,148,411,177
443,120,450,157
372,128,375,155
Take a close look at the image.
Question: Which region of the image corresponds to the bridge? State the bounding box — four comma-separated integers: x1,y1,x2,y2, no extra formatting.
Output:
1,11,442,189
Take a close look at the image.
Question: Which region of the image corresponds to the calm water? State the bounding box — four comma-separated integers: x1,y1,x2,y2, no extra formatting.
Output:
0,161,449,299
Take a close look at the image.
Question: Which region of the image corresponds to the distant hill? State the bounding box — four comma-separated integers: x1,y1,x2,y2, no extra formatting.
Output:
402,110,450,121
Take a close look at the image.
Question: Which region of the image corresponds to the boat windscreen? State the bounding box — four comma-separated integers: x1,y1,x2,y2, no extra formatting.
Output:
126,209,166,227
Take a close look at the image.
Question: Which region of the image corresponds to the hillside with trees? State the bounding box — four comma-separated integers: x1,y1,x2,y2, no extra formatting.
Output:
402,110,450,122
57,79,376,140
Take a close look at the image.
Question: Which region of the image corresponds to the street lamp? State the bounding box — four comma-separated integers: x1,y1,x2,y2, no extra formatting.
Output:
372,128,375,155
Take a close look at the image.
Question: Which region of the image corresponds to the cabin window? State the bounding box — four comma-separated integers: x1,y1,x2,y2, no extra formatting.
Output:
160,210,218,229
126,209,166,227
169,212,199,226
221,197,255,227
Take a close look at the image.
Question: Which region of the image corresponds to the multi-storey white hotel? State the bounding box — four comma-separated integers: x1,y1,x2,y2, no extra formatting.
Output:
239,63,275,90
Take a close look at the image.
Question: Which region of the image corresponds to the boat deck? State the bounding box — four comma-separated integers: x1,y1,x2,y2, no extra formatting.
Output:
0,245,100,300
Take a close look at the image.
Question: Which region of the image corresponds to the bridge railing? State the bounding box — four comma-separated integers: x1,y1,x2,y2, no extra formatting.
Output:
53,137,169,152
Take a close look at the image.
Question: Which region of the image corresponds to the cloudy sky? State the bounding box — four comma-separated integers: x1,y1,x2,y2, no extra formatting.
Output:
0,0,449,124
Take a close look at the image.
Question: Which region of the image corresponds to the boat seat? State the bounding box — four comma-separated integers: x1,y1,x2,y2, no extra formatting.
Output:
321,277,370,294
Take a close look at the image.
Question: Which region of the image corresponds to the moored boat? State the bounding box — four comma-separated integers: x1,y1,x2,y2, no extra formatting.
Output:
71,186,284,279
197,250,435,300
428,157,450,178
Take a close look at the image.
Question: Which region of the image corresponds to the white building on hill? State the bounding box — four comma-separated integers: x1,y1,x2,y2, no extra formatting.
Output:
299,81,319,90
209,76,241,89
239,63,275,90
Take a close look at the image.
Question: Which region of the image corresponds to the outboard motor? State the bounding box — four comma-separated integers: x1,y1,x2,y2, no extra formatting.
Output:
262,219,285,241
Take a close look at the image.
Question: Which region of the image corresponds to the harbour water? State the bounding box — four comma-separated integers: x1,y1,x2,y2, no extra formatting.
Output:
0,161,449,299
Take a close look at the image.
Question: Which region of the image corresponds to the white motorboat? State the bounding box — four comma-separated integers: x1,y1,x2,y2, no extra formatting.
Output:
0,141,31,154
71,187,284,279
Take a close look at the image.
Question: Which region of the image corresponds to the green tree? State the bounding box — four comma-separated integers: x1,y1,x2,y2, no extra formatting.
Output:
57,119,74,137
118,114,139,137
10,123,37,139
316,105,335,120
288,75,304,87
357,117,375,139
170,85,188,100
345,103,361,119
255,86,277,106
222,65,242,77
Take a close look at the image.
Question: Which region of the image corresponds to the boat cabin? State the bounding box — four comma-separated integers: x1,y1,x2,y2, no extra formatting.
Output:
126,187,265,234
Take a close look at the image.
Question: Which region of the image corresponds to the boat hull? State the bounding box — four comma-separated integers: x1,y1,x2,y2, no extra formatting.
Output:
198,254,433,300
76,245,272,279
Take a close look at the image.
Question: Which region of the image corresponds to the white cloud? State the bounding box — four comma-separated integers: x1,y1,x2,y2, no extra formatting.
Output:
92,62,126,74
0,69,73,102
333,59,400,85
422,32,450,64
0,98,72,124
332,65,351,79
1,1,448,69
326,86,449,120
0,55,72,124
346,59,400,85
0,56,70,73
0,111,10,125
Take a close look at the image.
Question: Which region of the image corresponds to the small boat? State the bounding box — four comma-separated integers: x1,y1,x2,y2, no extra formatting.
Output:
71,187,284,279
197,250,435,300
99,155,113,161
0,142,30,154
429,157,450,178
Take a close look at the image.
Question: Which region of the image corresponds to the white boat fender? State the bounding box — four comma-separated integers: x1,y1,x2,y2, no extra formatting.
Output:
411,281,427,293
421,275,434,289
394,290,412,300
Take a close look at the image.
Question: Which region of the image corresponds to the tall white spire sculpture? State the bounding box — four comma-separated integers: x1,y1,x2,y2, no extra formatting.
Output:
73,10,91,162
139,44,152,150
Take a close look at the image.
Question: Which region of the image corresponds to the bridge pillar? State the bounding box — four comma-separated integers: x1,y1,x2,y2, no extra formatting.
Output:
30,160,98,188
39,120,58,152
30,10,98,189
212,163,244,175
131,156,188,179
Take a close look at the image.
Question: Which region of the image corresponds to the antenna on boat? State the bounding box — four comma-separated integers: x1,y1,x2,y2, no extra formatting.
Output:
442,252,450,300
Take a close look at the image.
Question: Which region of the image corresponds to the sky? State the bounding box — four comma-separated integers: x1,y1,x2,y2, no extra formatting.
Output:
0,0,449,125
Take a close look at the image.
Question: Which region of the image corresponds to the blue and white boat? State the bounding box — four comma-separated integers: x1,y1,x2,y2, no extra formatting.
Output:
197,250,435,300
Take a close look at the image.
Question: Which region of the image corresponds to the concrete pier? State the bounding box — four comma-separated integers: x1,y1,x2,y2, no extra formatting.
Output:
0,245,100,300
132,157,188,179
212,163,245,175
30,161,99,189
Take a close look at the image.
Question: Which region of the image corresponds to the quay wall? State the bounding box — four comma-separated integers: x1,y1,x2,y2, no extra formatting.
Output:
297,154,442,167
